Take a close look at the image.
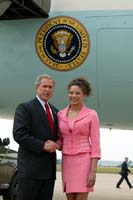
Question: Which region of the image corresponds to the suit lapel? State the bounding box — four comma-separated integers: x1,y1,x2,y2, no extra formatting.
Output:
34,98,58,132
49,103,57,124
59,105,90,122
33,98,48,124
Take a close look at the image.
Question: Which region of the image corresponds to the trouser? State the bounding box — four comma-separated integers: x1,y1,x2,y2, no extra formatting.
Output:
17,176,55,200
116,175,132,188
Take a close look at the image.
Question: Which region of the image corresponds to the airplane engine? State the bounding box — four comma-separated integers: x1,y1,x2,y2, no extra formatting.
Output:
0,0,51,19
0,0,12,16
33,0,51,13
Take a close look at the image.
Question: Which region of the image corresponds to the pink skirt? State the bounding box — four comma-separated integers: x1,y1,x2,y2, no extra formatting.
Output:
61,153,93,193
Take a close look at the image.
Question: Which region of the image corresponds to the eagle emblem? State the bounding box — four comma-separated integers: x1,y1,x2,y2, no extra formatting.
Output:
51,30,75,58
36,16,90,71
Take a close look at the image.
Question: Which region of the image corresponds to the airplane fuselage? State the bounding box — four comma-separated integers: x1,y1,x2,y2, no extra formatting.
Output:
0,0,133,130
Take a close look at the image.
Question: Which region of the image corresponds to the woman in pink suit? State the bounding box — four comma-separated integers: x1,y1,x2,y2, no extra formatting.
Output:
57,77,101,200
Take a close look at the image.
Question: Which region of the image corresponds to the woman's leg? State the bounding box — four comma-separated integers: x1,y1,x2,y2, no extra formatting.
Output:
75,192,89,200
66,193,76,200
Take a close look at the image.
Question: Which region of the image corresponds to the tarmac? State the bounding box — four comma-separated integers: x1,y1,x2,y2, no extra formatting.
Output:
53,172,133,200
0,172,133,200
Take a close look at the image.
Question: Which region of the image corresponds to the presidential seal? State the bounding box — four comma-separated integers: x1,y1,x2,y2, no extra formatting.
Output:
36,16,90,71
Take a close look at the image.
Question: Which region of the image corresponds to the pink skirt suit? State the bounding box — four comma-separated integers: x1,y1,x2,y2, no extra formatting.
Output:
57,105,101,193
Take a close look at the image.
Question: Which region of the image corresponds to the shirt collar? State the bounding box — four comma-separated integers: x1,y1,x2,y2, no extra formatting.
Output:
36,95,47,108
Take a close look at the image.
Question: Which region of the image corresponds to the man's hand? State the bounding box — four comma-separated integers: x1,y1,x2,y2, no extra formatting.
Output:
43,140,58,153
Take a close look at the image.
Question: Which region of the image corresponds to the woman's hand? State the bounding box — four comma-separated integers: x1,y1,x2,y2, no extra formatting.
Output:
56,142,62,150
87,171,96,188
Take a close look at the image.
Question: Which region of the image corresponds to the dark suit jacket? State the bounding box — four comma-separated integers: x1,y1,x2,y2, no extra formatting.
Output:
13,97,58,180
120,161,131,176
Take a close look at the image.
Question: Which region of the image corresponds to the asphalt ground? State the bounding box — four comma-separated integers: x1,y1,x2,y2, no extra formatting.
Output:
53,172,133,200
0,172,133,200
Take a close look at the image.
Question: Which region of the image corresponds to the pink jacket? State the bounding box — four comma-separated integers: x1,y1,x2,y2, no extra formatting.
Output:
57,105,101,158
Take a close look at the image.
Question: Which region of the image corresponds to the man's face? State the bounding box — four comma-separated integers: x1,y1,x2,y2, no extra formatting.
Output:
36,78,55,102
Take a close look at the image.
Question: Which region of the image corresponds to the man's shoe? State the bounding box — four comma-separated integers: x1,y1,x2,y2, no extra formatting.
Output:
116,186,121,189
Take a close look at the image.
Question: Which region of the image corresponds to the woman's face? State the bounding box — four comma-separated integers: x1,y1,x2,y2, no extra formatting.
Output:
68,85,85,106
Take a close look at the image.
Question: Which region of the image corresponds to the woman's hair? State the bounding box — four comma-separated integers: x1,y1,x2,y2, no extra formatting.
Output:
68,77,92,96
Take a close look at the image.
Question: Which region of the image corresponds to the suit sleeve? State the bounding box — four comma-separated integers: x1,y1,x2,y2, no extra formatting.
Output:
13,103,44,153
89,111,101,159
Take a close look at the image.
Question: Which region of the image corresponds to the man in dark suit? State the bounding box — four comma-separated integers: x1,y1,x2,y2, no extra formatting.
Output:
13,74,58,200
116,157,133,189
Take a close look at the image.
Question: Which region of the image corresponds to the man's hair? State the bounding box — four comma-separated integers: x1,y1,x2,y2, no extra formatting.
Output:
35,74,55,87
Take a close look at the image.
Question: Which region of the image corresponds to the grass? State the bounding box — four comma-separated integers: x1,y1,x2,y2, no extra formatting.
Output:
97,167,133,174
57,164,61,171
57,164,133,174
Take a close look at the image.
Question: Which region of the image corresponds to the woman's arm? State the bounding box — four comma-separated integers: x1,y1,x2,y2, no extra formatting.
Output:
87,158,99,188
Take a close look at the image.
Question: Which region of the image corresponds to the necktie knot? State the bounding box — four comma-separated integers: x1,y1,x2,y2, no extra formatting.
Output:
45,102,49,110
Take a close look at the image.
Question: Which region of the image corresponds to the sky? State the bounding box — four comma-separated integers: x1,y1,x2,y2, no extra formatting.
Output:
0,119,133,162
